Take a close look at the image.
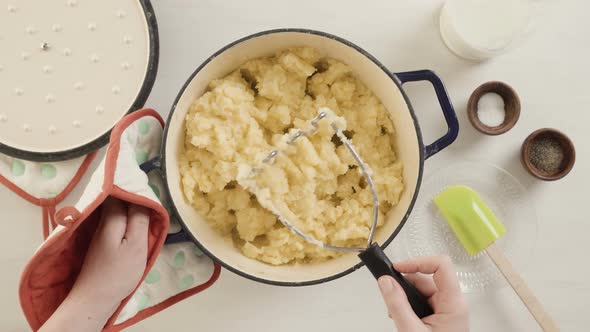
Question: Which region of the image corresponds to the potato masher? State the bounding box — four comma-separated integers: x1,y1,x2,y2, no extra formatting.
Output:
241,108,434,318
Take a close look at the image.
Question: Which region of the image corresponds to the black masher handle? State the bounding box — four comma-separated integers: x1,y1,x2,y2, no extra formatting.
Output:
359,243,434,319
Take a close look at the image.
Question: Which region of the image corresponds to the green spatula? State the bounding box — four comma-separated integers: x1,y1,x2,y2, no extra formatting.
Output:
435,185,559,332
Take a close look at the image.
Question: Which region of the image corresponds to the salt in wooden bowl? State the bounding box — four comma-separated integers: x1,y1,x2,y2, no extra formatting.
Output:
467,81,521,135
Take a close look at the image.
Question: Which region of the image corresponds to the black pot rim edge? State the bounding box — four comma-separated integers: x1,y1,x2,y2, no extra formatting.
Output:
0,0,160,162
161,28,426,287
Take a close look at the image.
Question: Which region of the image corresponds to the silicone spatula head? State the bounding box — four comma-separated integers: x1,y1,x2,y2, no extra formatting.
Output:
434,185,506,256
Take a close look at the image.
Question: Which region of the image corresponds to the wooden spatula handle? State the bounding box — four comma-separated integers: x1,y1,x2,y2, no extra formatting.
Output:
485,243,559,332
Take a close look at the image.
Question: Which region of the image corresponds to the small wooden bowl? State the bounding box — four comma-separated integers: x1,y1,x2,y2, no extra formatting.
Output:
521,128,576,181
467,81,521,135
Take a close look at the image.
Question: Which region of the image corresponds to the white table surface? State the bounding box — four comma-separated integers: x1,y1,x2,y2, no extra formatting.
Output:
2,1,589,331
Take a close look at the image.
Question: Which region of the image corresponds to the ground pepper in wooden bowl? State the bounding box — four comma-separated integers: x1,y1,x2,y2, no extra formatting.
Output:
529,137,565,173
521,129,575,181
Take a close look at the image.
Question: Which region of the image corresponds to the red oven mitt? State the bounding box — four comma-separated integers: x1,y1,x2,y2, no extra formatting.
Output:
0,152,97,239
19,109,220,331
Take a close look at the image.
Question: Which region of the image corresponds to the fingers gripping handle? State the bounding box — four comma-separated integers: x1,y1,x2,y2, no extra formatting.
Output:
140,157,189,245
359,244,434,319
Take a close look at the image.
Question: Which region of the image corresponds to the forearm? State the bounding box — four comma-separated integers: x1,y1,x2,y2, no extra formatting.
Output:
38,292,117,332
39,200,148,332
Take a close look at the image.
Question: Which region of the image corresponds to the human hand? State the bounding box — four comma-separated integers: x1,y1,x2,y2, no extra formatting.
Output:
40,198,150,332
377,256,469,332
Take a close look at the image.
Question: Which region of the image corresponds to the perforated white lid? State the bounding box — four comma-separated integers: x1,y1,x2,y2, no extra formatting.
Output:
0,0,157,160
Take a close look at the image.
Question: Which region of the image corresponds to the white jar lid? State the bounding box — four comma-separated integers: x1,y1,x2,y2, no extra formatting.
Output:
0,0,157,160
439,0,531,61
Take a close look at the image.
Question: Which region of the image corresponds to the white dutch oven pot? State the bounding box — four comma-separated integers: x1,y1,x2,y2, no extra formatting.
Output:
142,29,459,316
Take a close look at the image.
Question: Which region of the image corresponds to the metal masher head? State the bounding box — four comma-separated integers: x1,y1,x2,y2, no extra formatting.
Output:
245,108,379,253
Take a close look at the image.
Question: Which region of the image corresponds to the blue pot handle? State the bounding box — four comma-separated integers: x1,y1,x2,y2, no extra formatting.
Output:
141,156,189,245
394,70,459,159
140,156,162,173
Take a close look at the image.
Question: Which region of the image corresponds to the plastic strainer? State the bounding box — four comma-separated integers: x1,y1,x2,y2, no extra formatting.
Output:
397,161,538,292
435,185,558,331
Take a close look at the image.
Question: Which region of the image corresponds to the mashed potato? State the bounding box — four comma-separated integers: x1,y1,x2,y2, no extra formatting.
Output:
179,48,403,265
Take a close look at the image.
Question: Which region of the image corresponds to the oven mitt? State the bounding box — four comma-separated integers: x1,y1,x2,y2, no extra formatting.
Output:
19,109,220,332
0,152,97,238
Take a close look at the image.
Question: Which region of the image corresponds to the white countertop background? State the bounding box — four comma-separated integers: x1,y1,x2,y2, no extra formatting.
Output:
2,1,589,331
